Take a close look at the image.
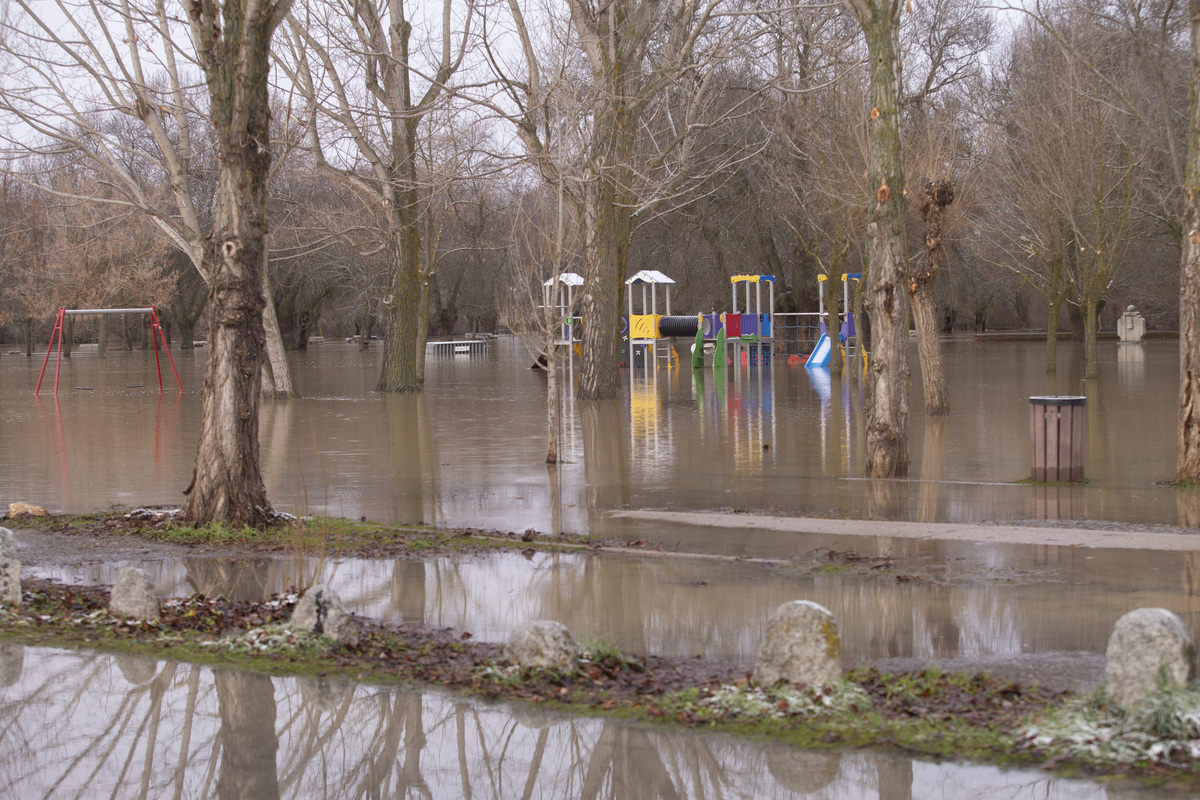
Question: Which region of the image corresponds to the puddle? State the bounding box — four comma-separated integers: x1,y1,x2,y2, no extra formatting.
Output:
22,538,1200,677
0,645,1154,799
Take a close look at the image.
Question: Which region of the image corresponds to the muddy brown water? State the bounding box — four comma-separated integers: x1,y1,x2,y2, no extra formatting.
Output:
0,336,1184,530
0,336,1193,796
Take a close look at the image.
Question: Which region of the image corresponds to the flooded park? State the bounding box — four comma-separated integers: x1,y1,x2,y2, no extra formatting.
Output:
0,336,1195,798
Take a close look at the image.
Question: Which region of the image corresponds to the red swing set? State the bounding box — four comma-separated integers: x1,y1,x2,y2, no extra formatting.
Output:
35,306,183,395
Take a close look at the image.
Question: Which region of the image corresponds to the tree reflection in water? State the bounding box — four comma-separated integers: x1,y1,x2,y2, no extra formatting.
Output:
0,646,1117,799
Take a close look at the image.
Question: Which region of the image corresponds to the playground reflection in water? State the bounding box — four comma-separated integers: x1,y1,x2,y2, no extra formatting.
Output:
0,645,1149,800
0,335,1185,531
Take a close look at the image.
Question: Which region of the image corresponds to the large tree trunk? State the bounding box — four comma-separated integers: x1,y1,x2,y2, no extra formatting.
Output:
182,0,289,526
378,201,423,392
1179,0,1200,482
912,180,952,416
851,0,910,477
578,101,633,402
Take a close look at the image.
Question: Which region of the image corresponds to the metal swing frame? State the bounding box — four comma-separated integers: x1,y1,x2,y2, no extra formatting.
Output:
35,306,183,395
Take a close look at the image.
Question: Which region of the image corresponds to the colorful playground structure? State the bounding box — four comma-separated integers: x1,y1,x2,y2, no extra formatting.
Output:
537,268,861,371
624,272,777,369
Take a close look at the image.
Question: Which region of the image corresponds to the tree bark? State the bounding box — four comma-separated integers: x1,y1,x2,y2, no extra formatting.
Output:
912,180,953,416
261,252,296,397
579,101,634,401
182,0,291,526
377,202,423,392
1180,0,1200,482
846,0,910,477
1084,297,1099,380
824,273,844,377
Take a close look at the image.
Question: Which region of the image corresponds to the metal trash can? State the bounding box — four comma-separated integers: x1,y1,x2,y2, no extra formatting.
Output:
1029,396,1086,482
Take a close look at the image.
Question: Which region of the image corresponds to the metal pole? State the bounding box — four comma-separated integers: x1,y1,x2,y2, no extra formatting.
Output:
35,308,63,395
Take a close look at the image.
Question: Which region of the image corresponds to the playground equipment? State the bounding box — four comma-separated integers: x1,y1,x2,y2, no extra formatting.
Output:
542,272,583,345
626,270,682,369
725,274,776,367
35,307,182,395
623,271,778,370
805,273,864,369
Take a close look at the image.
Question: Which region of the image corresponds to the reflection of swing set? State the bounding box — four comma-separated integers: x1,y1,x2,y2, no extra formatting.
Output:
35,306,182,395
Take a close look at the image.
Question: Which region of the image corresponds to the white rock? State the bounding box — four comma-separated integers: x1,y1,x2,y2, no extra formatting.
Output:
0,528,20,606
291,586,359,646
109,567,160,622
1105,607,1195,708
504,620,577,671
753,600,842,687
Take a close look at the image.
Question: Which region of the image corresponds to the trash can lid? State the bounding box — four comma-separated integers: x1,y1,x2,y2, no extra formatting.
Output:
1028,395,1087,406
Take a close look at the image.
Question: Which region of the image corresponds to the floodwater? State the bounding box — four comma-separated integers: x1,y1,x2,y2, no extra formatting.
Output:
0,646,1163,799
0,336,1185,532
0,336,1194,797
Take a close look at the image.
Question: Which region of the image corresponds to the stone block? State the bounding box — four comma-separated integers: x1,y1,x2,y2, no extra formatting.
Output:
754,600,842,687
1105,607,1196,708
109,567,160,622
7,502,46,518
0,527,20,606
504,620,577,671
291,585,359,646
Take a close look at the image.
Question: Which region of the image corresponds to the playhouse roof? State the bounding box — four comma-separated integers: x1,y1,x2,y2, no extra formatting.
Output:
730,274,776,283
542,272,584,287
625,270,675,285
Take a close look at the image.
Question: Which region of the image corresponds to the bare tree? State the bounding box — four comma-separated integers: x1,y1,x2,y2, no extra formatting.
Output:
276,0,477,393
0,0,298,397
988,14,1150,378
490,0,766,400
181,0,295,525
842,0,911,477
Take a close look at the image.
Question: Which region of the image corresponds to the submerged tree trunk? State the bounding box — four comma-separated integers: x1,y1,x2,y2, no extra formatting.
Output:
1179,0,1200,482
182,0,291,527
23,317,33,357
824,273,844,377
97,315,107,359
1046,299,1061,373
912,179,953,416
377,202,423,392
846,0,910,477
579,105,634,402
1084,297,1100,380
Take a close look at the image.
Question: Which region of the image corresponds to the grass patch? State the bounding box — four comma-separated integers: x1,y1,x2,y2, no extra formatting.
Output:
1023,684,1200,767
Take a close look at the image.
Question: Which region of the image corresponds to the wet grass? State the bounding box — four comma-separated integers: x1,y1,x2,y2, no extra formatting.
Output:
34,510,602,557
